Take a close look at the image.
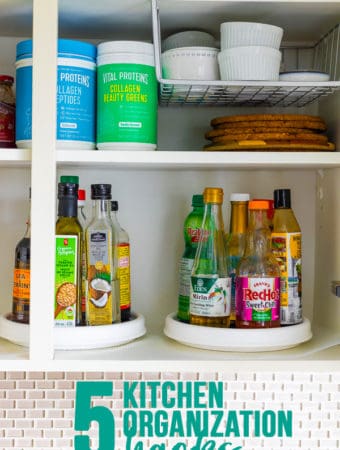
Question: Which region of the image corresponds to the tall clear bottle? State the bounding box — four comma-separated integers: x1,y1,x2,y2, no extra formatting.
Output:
111,200,131,322
85,184,120,326
11,187,31,324
55,182,83,326
190,187,231,328
178,194,204,322
272,188,302,325
226,193,249,327
236,200,281,328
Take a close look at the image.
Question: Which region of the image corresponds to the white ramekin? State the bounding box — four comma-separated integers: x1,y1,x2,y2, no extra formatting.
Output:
218,46,282,81
162,31,217,51
220,22,283,50
161,46,220,80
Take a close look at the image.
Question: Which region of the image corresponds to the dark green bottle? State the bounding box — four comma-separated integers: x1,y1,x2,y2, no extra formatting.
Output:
177,194,204,322
55,182,83,327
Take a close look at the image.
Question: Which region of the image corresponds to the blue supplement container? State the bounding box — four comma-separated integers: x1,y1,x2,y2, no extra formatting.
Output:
16,39,96,149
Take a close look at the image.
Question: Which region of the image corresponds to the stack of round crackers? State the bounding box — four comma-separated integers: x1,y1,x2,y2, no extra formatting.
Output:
204,114,335,151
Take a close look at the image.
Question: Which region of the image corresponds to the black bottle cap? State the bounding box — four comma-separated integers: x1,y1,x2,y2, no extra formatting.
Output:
274,189,291,209
57,182,78,217
58,182,78,199
111,200,119,211
91,184,112,200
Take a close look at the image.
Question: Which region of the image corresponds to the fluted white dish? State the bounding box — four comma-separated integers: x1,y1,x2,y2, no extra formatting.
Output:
279,70,330,81
218,46,282,81
221,21,283,50
162,30,217,51
162,46,220,80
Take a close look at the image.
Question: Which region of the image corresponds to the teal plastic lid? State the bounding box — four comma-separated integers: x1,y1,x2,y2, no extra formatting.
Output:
16,39,96,60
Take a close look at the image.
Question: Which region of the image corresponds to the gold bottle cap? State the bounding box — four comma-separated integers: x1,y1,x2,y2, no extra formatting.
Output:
203,187,223,204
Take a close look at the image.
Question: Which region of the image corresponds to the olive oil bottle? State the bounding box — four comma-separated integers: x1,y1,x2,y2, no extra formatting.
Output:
85,184,120,326
55,181,83,327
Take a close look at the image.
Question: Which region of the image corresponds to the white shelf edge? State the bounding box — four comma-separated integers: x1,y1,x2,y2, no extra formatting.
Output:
0,148,31,166
56,149,340,169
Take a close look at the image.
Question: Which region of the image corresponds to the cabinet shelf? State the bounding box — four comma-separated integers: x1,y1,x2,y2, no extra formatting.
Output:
56,150,340,169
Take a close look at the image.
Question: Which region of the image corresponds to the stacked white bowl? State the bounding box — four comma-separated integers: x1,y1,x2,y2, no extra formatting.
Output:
218,22,283,81
161,30,220,80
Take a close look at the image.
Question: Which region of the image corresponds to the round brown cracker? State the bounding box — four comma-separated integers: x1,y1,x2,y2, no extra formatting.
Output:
211,132,328,144
213,119,326,131
210,113,326,127
205,127,319,140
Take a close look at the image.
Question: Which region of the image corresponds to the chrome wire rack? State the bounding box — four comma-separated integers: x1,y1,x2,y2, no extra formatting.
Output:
152,0,340,107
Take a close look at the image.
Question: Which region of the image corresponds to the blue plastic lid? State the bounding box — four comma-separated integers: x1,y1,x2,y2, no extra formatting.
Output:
16,39,96,60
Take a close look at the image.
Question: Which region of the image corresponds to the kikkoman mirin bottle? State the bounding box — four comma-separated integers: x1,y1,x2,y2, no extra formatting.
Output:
178,194,204,322
272,189,302,325
190,187,231,328
236,200,281,328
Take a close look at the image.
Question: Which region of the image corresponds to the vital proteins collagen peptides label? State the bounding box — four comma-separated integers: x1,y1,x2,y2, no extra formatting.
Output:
190,275,231,317
236,277,280,322
57,62,96,144
97,63,157,144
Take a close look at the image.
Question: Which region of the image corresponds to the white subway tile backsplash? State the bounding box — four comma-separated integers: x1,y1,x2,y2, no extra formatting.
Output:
0,371,338,449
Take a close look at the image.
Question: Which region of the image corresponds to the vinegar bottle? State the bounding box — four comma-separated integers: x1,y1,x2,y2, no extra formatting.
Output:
236,200,281,328
11,187,31,323
226,193,249,327
111,200,131,322
272,188,302,325
190,187,231,328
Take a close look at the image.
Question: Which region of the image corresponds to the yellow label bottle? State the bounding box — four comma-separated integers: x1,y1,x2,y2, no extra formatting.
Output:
272,189,302,325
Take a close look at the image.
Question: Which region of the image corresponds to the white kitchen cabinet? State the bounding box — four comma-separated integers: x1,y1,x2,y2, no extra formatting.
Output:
0,0,339,368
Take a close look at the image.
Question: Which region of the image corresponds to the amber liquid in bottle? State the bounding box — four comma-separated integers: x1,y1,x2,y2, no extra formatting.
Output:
11,190,31,324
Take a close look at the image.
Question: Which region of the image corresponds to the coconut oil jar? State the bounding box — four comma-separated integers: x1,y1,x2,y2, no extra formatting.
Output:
96,41,157,150
15,39,96,149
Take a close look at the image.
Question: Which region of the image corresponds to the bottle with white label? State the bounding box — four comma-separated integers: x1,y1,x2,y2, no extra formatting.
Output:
272,189,302,325
236,200,281,328
85,184,120,326
190,187,231,328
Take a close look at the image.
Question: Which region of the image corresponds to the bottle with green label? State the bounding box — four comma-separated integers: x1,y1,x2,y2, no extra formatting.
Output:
55,181,83,327
190,187,231,328
177,194,204,322
85,184,120,326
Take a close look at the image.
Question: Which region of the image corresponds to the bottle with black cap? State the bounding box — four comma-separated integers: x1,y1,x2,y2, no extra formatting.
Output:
55,181,83,327
272,188,302,325
85,184,120,326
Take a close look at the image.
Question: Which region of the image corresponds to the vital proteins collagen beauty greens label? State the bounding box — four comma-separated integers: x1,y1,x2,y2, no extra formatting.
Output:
236,277,280,322
97,63,157,145
190,275,231,317
55,235,78,327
